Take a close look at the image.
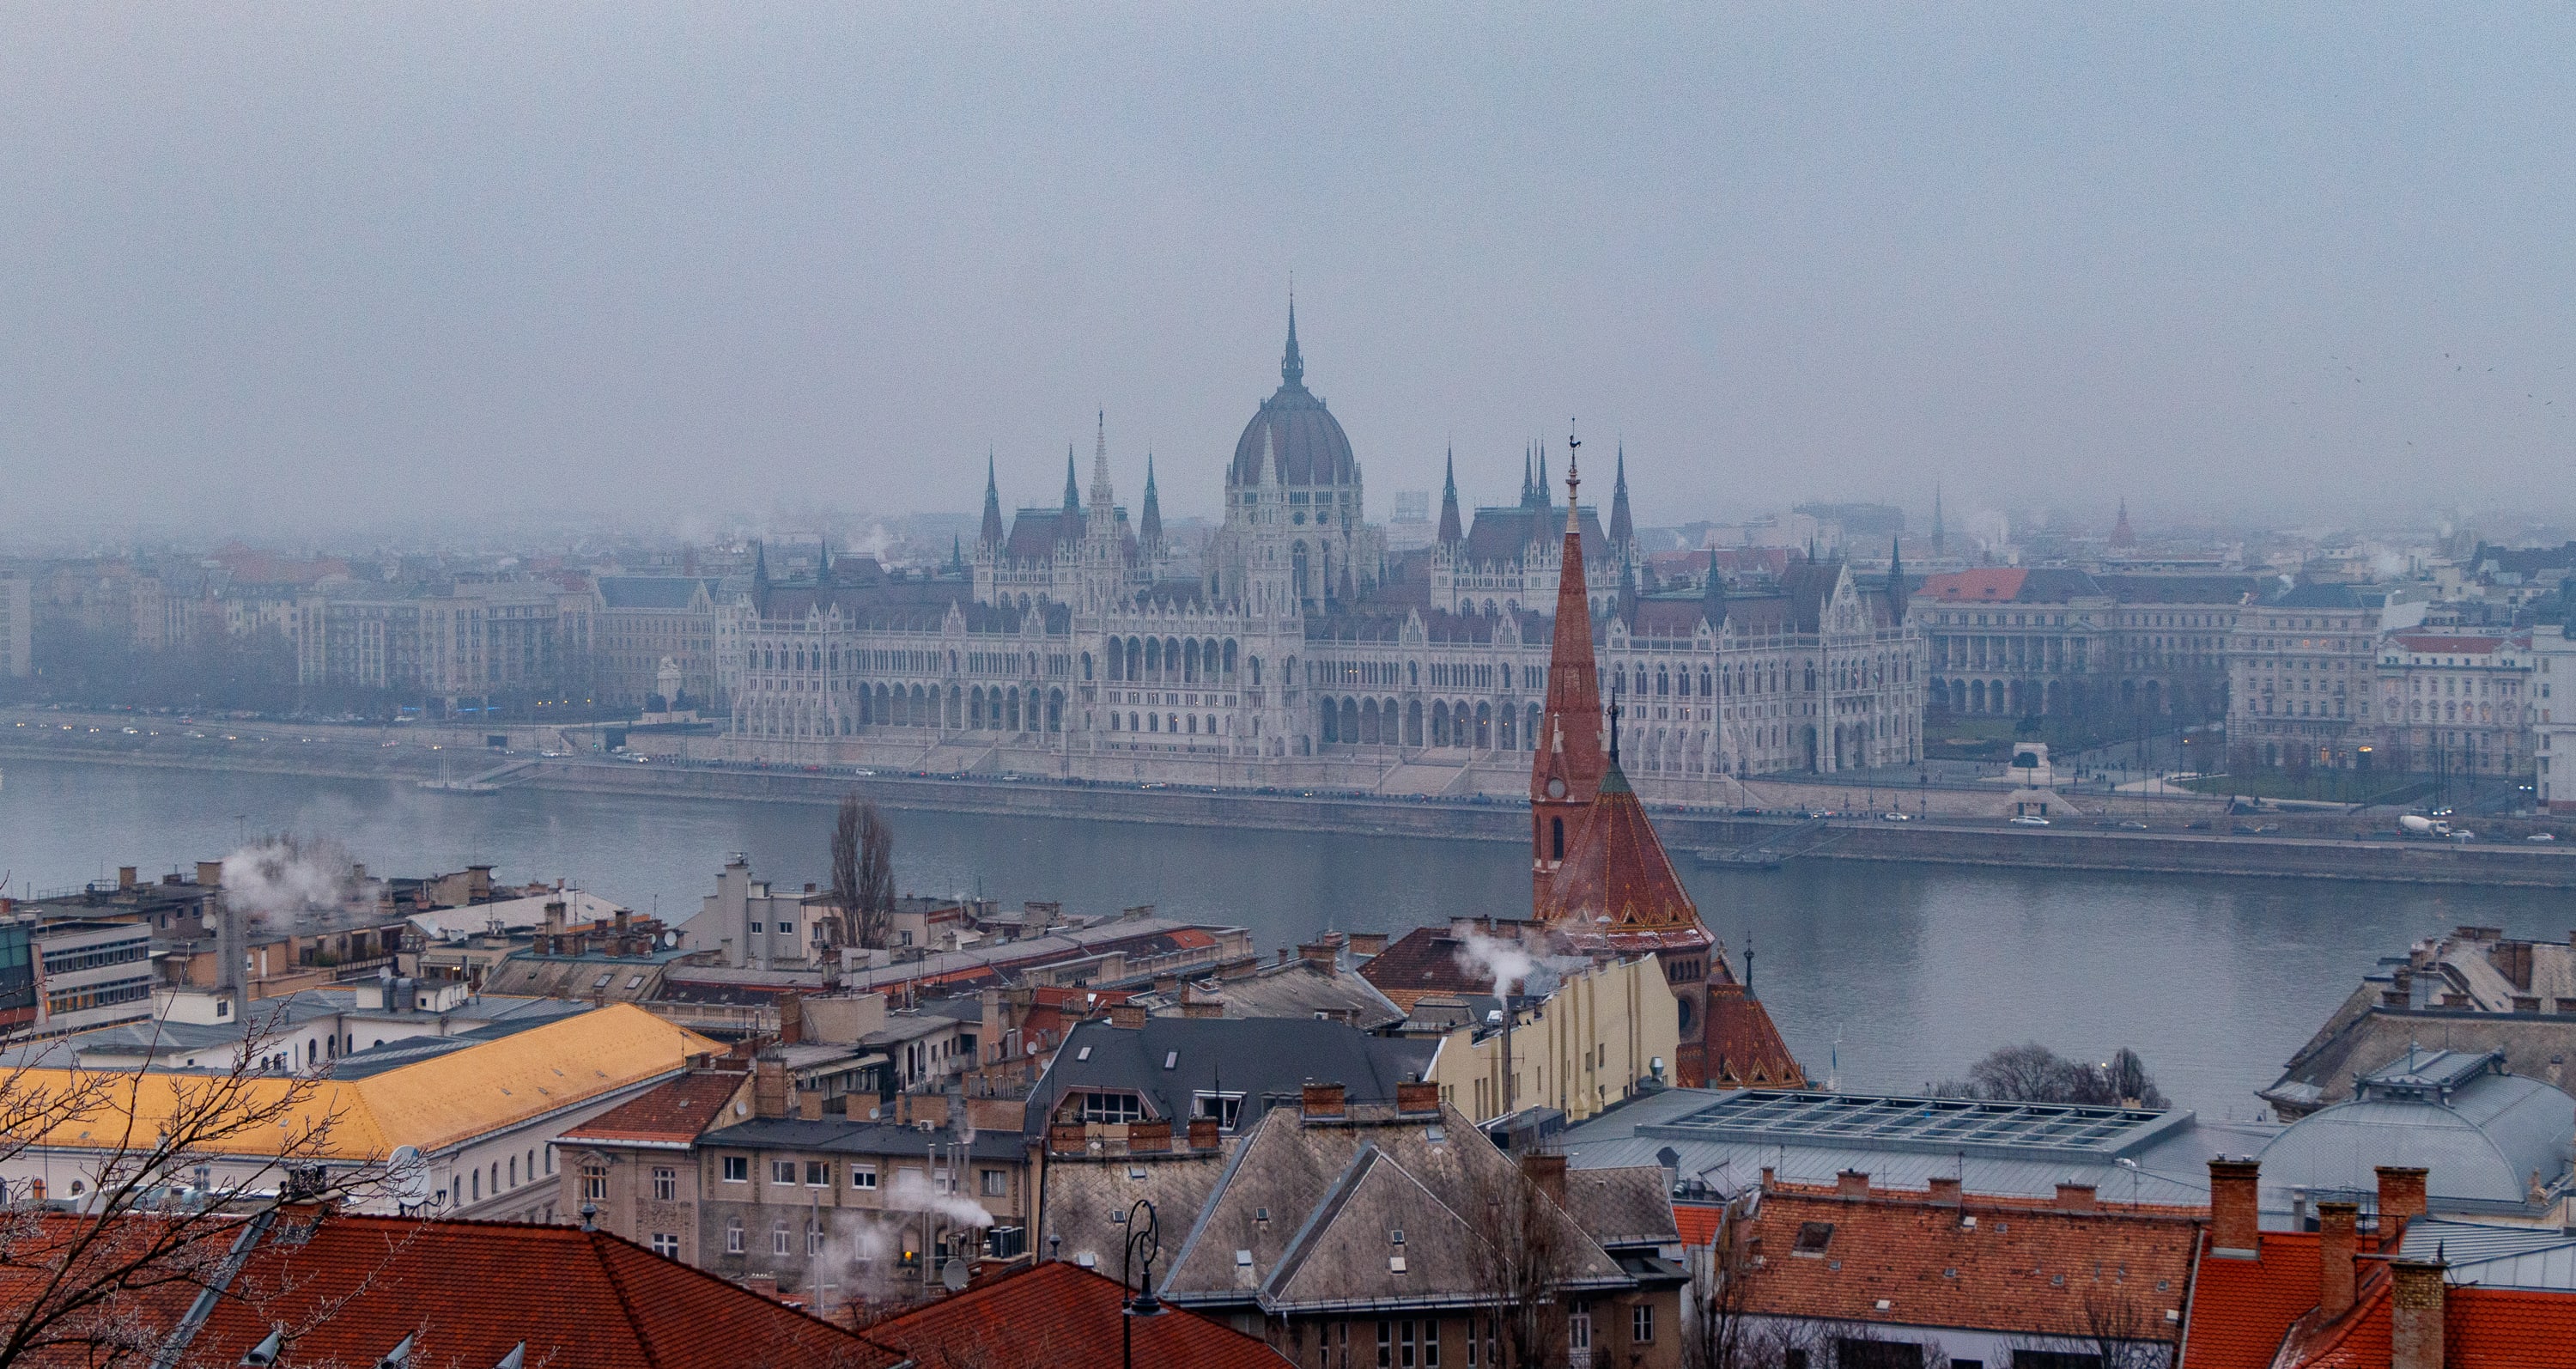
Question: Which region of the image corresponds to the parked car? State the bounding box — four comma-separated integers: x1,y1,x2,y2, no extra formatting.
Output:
2528,832,2557,843
2008,815,2050,827
1880,811,1911,822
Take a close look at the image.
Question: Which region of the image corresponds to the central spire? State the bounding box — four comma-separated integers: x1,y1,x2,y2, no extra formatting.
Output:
1280,294,1304,389
1530,419,1606,898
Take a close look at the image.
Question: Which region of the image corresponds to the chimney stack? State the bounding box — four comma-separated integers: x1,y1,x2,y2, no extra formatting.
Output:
1109,1003,1147,1031
1187,1116,1219,1151
797,1089,823,1122
2208,1159,2261,1256
1299,1081,1346,1121
1127,1118,1172,1153
1927,1177,1963,1206
1395,1080,1441,1116
117,866,137,891
2054,1183,2098,1214
2317,1201,2360,1319
196,860,224,887
2389,1258,2447,1369
1521,1151,1568,1208
752,1057,791,1120
1297,940,1339,970
1836,1170,1871,1199
2376,1165,2428,1244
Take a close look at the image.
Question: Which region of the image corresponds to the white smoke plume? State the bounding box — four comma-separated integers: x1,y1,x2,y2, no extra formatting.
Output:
887,1167,994,1230
221,834,358,924
1453,931,1538,996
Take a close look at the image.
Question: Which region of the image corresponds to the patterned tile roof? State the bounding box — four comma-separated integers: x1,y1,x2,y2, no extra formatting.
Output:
1740,1184,2200,1344
0,1212,894,1369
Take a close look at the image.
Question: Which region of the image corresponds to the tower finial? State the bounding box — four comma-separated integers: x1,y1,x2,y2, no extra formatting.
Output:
1281,290,1304,388
1608,682,1621,764
1565,419,1582,502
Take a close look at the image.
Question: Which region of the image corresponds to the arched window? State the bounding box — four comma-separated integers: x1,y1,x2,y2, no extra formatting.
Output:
1293,543,1310,599
1084,652,1095,682
1551,817,1566,861
1144,637,1160,677
1223,640,1238,678
1183,639,1200,683
1249,656,1262,687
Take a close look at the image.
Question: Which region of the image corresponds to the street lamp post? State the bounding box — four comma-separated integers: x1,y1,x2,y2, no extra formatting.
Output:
1121,1199,1163,1369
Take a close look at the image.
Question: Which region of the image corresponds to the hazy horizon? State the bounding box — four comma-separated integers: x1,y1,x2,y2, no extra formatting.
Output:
7,7,2573,543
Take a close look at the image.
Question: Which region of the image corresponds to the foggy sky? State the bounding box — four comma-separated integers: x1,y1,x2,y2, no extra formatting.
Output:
5,6,2573,545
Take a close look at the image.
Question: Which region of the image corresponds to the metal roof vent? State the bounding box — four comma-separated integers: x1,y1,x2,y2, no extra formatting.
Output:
494,1346,526,1369
377,1333,415,1369
240,1329,283,1366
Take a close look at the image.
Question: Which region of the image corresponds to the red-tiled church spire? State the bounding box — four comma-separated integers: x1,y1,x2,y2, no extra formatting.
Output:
1531,431,1607,897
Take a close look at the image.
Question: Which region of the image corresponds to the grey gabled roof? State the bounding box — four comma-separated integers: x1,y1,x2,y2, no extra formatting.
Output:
2256,1063,2576,1215
697,1116,1024,1162
1160,1102,1631,1315
1026,1017,1436,1136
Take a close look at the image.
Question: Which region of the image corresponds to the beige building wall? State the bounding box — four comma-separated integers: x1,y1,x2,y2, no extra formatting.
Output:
1425,954,1680,1126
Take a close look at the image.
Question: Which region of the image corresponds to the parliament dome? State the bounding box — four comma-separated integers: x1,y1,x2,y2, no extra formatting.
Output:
1230,304,1358,490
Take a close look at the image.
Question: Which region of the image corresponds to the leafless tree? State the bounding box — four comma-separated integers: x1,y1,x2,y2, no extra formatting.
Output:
0,1008,386,1369
829,793,896,950
2001,1289,2171,1369
1929,1043,2169,1110
1464,1156,1576,1368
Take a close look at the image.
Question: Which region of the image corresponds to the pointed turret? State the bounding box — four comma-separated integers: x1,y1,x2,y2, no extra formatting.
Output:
950,533,965,575
1609,444,1634,548
817,535,830,581
1061,446,1081,515
1531,436,1607,898
1521,445,1536,506
1088,410,1115,511
1140,453,1163,552
979,453,1004,549
1701,557,1729,631
2111,498,2137,549
1436,447,1464,547
1932,484,1946,557
1887,536,1909,620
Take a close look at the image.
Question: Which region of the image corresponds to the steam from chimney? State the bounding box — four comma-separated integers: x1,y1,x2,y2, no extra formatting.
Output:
887,1168,994,1230
1454,932,1537,996
221,835,358,922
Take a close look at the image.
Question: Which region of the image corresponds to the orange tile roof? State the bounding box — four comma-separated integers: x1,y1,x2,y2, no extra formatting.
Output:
1704,982,1805,1087
1537,758,1707,939
2184,1234,2576,1369
860,1260,1294,1368
2179,1231,2327,1369
1920,569,2030,602
1739,1187,2200,1343
1676,1203,1724,1247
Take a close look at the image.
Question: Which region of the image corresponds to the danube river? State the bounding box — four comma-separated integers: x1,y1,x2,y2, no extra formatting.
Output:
5,757,2563,1116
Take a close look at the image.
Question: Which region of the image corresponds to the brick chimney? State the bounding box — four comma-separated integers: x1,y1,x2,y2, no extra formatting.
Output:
1297,940,1339,969
752,1056,792,1120
1395,1081,1441,1116
797,1088,823,1122
1836,1170,1870,1199
2316,1200,2358,1319
2054,1183,2098,1214
1126,1118,1171,1153
2389,1259,2446,1369
196,860,223,887
2208,1159,2261,1256
1186,1116,1219,1151
1152,972,1181,995
1522,1152,1568,1208
1048,1122,1089,1155
1926,1177,1963,1206
1182,999,1224,1019
2376,1165,2428,1244
1109,1003,1147,1031
1300,1081,1346,1121
1347,932,1388,957
117,866,137,891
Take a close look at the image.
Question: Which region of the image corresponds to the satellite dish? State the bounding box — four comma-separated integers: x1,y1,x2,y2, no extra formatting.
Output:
664,930,678,947
388,1145,430,1211
940,1257,971,1293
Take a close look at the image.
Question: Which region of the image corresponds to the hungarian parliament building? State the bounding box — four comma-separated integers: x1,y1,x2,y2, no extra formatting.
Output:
707,310,1927,800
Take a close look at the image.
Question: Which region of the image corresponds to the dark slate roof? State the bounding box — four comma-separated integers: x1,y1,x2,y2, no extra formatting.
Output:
2094,572,2263,605
1039,1147,1237,1278
1231,383,1357,488
1003,508,1078,561
1028,1018,1436,1135
1561,1164,1682,1250
598,575,718,610
1777,558,1844,631
2266,581,2367,609
1459,506,1607,567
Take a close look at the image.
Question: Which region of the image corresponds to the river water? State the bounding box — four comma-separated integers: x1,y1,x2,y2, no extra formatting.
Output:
4,757,2563,1116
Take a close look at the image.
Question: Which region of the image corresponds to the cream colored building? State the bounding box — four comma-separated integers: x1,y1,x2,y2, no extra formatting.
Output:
1422,952,1680,1127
